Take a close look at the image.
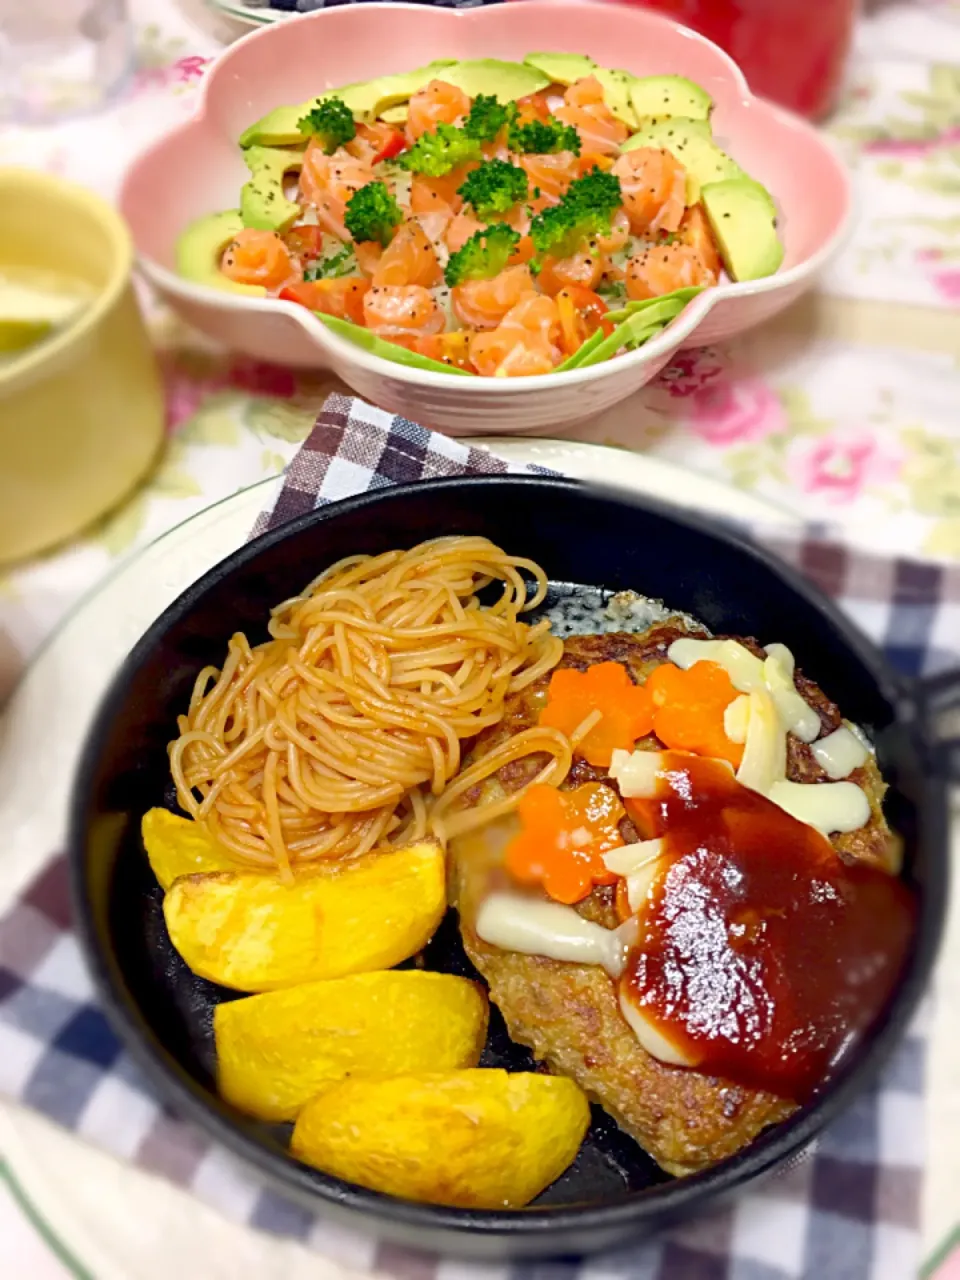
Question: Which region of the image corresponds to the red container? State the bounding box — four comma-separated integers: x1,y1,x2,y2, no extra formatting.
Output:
611,0,859,119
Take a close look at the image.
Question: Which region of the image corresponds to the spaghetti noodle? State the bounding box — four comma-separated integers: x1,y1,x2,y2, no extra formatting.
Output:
169,536,567,873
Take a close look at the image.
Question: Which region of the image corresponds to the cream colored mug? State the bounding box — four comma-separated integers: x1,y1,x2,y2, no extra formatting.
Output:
0,168,164,564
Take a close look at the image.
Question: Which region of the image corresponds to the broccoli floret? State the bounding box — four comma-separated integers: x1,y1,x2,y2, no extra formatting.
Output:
398,122,482,177
529,166,622,260
444,224,521,287
297,96,356,154
506,109,581,157
343,181,403,246
462,93,508,143
457,159,529,219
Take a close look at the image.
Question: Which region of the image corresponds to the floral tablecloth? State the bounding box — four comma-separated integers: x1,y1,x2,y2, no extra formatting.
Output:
0,1,959,1276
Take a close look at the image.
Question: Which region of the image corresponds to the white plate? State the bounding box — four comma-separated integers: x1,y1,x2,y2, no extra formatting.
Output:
0,443,796,1280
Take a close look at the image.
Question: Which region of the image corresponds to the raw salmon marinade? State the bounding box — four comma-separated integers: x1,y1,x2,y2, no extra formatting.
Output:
193,57,784,377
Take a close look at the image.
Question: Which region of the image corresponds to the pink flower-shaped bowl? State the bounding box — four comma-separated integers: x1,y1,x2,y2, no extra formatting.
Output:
119,0,853,436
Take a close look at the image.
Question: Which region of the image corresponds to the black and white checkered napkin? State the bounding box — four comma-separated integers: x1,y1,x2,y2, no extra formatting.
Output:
2,393,958,1278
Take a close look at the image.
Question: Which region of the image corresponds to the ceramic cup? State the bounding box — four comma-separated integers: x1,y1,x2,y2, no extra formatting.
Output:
0,169,164,565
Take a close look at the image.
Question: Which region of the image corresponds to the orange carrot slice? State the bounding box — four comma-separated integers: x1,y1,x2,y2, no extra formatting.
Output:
539,662,654,767
505,782,624,905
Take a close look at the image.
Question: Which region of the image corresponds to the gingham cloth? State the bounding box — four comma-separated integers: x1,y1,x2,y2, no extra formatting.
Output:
2,393,958,1280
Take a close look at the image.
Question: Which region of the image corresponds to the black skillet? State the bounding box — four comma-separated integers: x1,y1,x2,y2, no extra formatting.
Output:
69,476,955,1259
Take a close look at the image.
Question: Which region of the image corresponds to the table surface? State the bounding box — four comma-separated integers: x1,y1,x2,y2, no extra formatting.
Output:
1,1,960,1275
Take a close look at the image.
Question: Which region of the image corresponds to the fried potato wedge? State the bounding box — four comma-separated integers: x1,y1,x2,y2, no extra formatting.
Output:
163,841,446,992
291,1069,590,1208
142,808,238,890
216,971,488,1121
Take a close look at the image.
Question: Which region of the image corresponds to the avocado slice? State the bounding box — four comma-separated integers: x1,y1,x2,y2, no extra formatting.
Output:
240,145,304,232
523,52,596,86
379,104,409,126
175,210,267,297
630,75,712,123
315,314,474,376
438,59,550,101
238,60,457,147
621,119,742,204
701,178,784,281
524,55,638,126
593,69,639,127
621,117,715,149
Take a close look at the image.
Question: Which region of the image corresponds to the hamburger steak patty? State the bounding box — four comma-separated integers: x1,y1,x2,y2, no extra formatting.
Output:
448,622,896,1175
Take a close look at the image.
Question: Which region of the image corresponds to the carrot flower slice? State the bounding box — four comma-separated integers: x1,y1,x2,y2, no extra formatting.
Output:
539,662,654,767
505,782,625,905
645,660,744,768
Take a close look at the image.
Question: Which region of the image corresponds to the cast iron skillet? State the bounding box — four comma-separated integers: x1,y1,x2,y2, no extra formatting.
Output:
69,477,955,1260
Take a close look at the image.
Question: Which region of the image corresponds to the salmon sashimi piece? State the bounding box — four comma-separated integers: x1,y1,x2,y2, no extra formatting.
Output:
451,264,536,330
353,240,383,275
678,203,723,280
363,284,444,334
469,295,562,377
446,213,534,266
537,249,607,297
221,228,299,290
280,277,370,324
625,242,717,301
299,141,377,240
414,212,452,264
555,77,629,158
372,220,442,288
406,79,471,141
518,151,580,204
446,211,486,254
346,121,402,166
612,147,687,236
592,208,631,255
502,293,563,350
409,166,475,219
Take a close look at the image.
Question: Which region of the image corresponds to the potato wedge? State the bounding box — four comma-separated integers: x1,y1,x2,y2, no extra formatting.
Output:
142,808,239,890
291,1069,590,1208
216,971,488,1121
163,841,446,992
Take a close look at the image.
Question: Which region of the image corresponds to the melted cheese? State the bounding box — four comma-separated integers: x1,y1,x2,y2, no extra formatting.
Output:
767,779,871,835
474,894,638,978
602,838,664,877
723,694,751,744
667,637,820,742
811,725,869,780
609,748,663,798
736,687,786,795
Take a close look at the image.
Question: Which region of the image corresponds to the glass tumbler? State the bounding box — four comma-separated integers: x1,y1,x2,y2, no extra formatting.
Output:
0,0,133,123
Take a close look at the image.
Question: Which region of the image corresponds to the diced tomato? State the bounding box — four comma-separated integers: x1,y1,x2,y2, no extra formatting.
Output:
284,225,324,261
554,286,614,357
372,128,409,165
279,277,370,325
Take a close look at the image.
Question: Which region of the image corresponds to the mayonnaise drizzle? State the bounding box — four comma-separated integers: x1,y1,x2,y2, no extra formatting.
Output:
811,725,870,780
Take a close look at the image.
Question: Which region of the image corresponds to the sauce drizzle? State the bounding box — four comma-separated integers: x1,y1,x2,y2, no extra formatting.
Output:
621,752,915,1101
